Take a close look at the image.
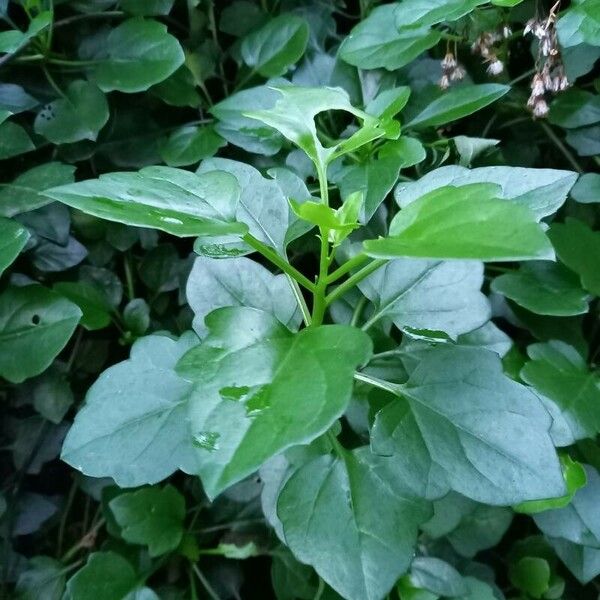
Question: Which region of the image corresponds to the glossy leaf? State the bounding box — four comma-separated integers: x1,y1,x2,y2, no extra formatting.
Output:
45,167,245,238
159,125,225,167
364,184,555,261
0,217,29,276
176,307,372,498
0,285,82,383
395,0,486,28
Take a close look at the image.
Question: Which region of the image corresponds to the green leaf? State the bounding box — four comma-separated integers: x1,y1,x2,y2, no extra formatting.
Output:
176,307,372,498
549,89,600,128
45,167,245,238
197,158,310,254
408,557,467,597
0,217,29,276
0,285,81,384
365,87,411,120
91,18,185,93
246,85,386,170
358,258,490,338
571,173,600,203
64,552,155,600
34,80,109,144
123,299,150,336
15,556,65,600
521,341,600,442
395,165,578,220
61,333,199,486
159,125,225,167
371,346,566,504
509,556,550,598
0,121,35,159
0,11,51,54
364,184,555,261
547,536,600,584
565,125,600,156
109,485,185,557
534,465,600,547
491,262,588,316
241,14,309,77
406,84,510,129
278,448,432,600
453,136,499,166
395,0,486,28
548,218,600,295
186,256,301,335
339,5,441,71
557,0,600,47
210,85,283,155
515,455,587,513
53,282,112,331
0,162,75,218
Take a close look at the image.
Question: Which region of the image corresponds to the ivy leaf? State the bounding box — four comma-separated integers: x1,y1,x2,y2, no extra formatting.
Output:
408,557,468,597
53,282,113,331
571,173,600,203
371,346,566,505
339,5,441,71
357,258,490,338
0,11,51,54
90,18,185,93
547,537,600,584
0,162,75,218
44,167,245,238
61,333,200,487
406,84,510,129
176,307,372,499
395,165,578,220
64,552,158,600
241,14,309,77
120,0,175,15
521,341,600,442
186,256,301,336
0,285,81,383
395,0,486,28
109,485,185,557
548,218,600,296
364,184,555,262
15,556,65,600
491,262,589,316
278,448,432,600
549,89,600,129
0,120,35,159
34,80,109,144
0,217,29,276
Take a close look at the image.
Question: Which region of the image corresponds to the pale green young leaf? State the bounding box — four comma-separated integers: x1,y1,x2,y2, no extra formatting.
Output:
176,307,372,499
109,485,185,557
44,167,245,238
0,285,81,384
364,184,555,261
278,448,432,600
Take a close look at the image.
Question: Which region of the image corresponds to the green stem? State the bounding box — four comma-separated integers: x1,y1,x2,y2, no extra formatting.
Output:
327,253,369,284
327,430,345,458
311,162,331,327
124,252,135,300
286,275,311,326
242,234,315,292
325,259,386,306
353,372,398,395
192,564,222,600
350,296,367,327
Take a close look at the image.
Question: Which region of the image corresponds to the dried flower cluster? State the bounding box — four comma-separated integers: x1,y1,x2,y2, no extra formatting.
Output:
439,52,466,89
524,3,569,118
471,26,511,77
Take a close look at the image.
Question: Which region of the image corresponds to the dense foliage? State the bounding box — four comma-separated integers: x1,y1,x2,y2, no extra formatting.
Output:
1,0,600,598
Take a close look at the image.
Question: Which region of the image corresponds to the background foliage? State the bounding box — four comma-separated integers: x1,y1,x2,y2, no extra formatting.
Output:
1,0,600,599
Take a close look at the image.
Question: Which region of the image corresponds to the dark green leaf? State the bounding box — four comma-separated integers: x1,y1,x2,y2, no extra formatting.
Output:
0,217,29,276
